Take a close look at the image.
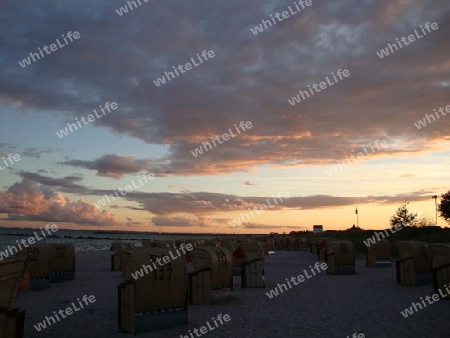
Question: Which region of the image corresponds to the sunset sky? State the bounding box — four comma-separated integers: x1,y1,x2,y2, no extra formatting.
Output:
1,0,449,233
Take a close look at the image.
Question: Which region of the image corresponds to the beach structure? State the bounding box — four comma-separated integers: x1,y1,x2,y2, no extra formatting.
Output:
184,239,199,248
326,240,356,274
195,238,206,246
262,238,275,254
317,238,333,262
204,240,221,247
16,244,51,290
174,240,186,248
309,237,319,254
187,246,233,304
235,236,250,243
317,239,326,261
274,237,287,250
396,241,433,286
365,239,392,268
222,241,246,276
430,243,450,299
48,243,75,282
240,243,265,288
297,238,308,251
111,242,135,271
0,258,26,338
287,237,299,251
118,247,188,334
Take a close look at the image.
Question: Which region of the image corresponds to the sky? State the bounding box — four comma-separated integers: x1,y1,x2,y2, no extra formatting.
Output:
0,0,449,234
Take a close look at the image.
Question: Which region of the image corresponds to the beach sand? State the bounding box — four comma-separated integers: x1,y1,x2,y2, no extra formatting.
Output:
14,249,449,338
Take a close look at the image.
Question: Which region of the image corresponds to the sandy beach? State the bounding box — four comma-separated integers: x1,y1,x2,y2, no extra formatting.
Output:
14,249,449,338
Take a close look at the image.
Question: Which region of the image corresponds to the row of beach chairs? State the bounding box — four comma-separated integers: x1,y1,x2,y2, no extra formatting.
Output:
15,243,75,290
396,241,450,293
112,238,266,334
0,242,75,337
310,238,357,274
0,258,27,338
309,237,450,299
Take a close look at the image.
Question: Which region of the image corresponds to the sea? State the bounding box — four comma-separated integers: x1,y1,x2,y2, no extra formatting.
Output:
0,227,222,252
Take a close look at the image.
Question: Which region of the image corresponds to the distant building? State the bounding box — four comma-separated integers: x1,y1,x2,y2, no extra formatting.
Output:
313,225,323,233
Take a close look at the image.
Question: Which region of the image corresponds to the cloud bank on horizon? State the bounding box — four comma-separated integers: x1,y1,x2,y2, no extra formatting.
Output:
0,0,449,230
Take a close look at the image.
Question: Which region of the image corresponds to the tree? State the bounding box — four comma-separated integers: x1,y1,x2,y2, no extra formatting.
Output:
416,215,435,227
438,190,450,224
390,202,417,227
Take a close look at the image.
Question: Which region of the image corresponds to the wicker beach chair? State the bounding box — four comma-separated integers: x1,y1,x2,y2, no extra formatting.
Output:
430,243,450,299
240,242,265,288
118,247,188,334
0,258,27,338
111,242,135,271
396,241,433,286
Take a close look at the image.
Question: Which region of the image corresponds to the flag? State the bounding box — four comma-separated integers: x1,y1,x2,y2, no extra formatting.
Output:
355,207,358,214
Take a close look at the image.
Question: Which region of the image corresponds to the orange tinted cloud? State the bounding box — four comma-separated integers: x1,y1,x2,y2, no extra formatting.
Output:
1,179,117,225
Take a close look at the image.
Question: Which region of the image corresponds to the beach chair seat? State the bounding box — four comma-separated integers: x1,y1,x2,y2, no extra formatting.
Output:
318,238,335,263
0,307,25,338
240,243,265,288
16,245,51,290
0,258,27,338
297,238,308,251
110,242,135,271
287,237,299,251
430,243,450,299
222,241,245,276
47,243,75,282
396,241,432,286
188,246,233,304
326,240,356,274
275,237,287,250
118,247,188,334
365,240,392,268
263,238,275,254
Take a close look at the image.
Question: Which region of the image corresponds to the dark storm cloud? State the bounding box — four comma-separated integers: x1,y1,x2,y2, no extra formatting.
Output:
17,171,88,194
59,154,153,178
91,188,434,215
0,0,449,175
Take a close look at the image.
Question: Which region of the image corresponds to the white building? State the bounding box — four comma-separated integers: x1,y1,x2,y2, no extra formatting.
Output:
313,225,323,233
